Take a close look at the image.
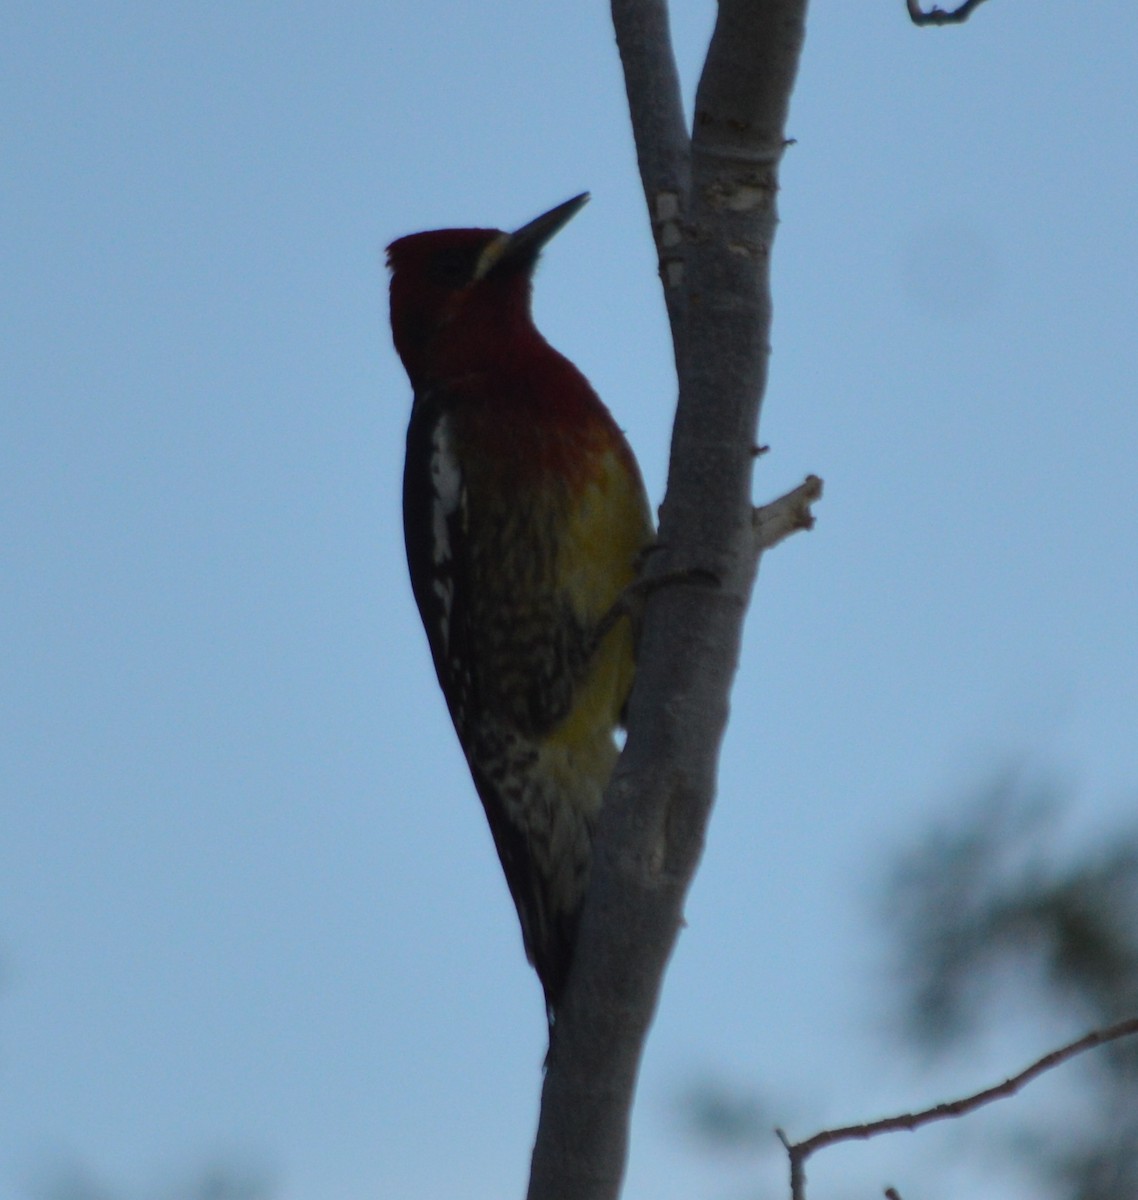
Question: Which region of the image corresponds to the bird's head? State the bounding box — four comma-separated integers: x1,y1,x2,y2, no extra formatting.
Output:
387,193,589,388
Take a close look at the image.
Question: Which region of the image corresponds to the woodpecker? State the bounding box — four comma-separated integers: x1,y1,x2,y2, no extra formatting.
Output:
388,194,654,1025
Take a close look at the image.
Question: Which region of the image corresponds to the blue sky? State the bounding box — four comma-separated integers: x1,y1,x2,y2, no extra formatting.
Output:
3,4,1137,1199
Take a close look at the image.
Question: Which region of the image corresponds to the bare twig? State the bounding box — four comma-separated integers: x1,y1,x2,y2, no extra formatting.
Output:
753,475,823,552
778,1017,1138,1200
907,0,992,26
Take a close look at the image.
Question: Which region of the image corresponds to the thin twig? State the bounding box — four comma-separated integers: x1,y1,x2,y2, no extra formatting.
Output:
775,1128,805,1200
780,1017,1138,1200
753,475,823,552
907,0,992,26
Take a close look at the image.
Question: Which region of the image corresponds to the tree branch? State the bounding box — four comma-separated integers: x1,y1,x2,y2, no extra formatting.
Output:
611,0,691,346
906,0,992,26
526,3,811,1199
754,475,823,552
778,1017,1138,1200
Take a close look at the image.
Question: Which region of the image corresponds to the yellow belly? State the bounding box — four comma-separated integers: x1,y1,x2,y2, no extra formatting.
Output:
546,445,651,757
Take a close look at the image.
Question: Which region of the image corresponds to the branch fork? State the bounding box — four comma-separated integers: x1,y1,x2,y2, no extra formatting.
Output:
777,1016,1138,1200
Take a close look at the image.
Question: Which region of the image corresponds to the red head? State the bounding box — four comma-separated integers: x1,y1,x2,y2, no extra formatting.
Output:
387,193,589,391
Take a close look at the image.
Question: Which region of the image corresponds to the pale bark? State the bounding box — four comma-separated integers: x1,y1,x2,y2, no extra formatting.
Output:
525,4,813,1199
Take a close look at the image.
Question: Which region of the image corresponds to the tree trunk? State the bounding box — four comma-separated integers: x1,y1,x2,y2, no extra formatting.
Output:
526,4,811,1199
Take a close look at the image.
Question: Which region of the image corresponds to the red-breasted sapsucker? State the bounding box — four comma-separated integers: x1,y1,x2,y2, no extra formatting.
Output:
388,194,654,1024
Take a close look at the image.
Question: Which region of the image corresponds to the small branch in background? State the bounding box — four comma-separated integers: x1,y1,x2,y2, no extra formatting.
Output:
777,1017,1138,1200
775,1129,804,1200
753,475,823,552
907,0,992,26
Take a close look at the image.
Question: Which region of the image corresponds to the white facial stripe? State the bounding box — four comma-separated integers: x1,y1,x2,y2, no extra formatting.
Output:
473,233,511,281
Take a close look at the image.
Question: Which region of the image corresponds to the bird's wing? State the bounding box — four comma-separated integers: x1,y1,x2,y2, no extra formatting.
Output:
402,390,475,736
403,389,571,1010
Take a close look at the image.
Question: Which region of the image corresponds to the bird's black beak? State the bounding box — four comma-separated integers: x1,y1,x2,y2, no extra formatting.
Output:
474,193,590,280
509,193,590,257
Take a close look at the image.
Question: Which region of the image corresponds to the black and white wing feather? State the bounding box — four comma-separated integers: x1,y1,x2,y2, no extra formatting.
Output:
403,390,472,735
402,389,563,1002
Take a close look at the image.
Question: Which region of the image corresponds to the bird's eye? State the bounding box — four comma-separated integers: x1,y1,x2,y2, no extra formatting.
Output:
432,246,479,287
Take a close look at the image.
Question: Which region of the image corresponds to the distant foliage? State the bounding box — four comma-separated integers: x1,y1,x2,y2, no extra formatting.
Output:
31,1161,272,1200
886,771,1138,1200
677,1076,770,1154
